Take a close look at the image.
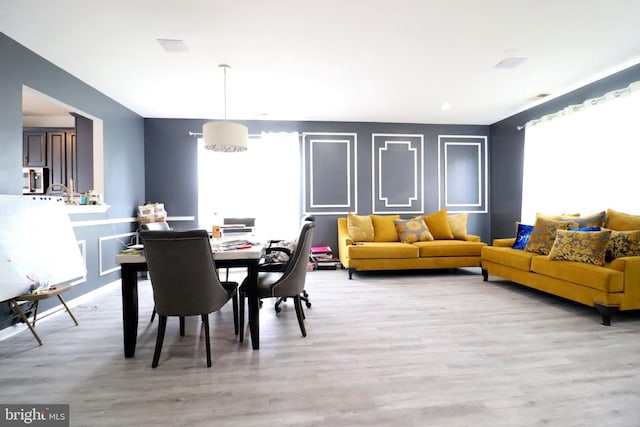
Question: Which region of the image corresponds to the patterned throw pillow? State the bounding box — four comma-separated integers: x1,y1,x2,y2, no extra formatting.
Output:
573,211,606,228
548,229,612,266
569,226,601,232
512,223,534,250
447,213,468,240
536,212,580,221
606,229,640,261
525,217,578,255
347,212,374,242
423,209,454,240
394,218,434,243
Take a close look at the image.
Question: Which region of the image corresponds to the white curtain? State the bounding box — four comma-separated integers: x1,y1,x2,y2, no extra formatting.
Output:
197,132,301,240
521,81,640,224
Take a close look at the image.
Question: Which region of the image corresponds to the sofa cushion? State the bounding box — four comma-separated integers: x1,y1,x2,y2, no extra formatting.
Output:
512,223,534,250
347,212,374,242
424,209,454,240
482,246,539,272
606,229,640,260
346,242,419,259
394,217,433,243
447,213,468,240
531,256,624,293
573,211,606,228
371,214,400,242
605,208,640,231
416,240,485,257
548,229,611,266
536,212,580,221
525,217,578,255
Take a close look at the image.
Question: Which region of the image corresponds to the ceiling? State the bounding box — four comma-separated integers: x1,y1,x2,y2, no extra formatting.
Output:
3,0,640,125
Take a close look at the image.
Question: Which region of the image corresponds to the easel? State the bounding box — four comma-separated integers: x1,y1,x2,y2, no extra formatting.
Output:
8,284,78,345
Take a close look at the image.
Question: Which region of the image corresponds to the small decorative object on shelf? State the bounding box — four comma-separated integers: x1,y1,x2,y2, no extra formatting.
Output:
310,246,340,270
137,202,167,225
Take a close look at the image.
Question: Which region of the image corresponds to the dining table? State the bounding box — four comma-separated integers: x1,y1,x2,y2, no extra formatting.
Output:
115,243,263,358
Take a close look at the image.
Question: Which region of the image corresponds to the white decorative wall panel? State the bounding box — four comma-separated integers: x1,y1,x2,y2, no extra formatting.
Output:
372,134,424,214
438,135,488,213
303,133,357,215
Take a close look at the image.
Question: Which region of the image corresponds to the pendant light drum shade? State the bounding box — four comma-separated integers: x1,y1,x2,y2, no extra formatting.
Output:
202,64,248,152
203,121,248,152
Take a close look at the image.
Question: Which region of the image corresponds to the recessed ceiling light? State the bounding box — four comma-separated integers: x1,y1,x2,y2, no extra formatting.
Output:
494,57,527,69
157,39,189,53
441,102,451,111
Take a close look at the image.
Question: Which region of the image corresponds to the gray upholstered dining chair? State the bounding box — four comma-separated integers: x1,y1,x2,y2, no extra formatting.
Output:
239,220,315,339
259,215,316,313
140,229,239,368
141,221,172,318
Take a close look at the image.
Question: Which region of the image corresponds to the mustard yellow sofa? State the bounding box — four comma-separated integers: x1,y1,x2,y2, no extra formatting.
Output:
337,213,487,279
481,209,640,325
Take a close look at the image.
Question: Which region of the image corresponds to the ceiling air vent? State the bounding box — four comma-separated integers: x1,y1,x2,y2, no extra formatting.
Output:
157,39,189,53
494,57,527,69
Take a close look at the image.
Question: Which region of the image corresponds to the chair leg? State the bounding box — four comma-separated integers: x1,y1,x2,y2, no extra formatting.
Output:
202,314,212,368
152,315,167,368
275,297,286,313
232,292,239,335
293,296,307,337
238,291,245,343
150,307,156,322
276,291,311,314
179,316,185,336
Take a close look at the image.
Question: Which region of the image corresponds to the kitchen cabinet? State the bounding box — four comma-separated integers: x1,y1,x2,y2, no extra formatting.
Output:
47,129,76,190
23,128,76,191
22,130,47,167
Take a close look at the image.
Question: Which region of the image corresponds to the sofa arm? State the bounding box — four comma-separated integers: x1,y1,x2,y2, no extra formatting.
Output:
337,218,353,245
337,218,353,268
493,238,516,247
609,256,640,309
465,234,481,242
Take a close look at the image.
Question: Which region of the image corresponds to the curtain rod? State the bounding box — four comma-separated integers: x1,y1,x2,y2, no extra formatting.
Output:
188,131,301,138
517,80,640,131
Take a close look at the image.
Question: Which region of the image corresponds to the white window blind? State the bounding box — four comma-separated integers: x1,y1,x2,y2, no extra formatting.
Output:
521,82,640,224
197,132,301,240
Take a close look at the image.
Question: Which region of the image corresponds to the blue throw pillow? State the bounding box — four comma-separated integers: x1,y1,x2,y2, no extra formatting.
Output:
512,223,534,250
569,226,601,232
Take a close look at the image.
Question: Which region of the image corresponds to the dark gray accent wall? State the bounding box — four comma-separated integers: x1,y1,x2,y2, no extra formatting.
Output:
144,119,491,251
489,63,640,240
0,33,145,329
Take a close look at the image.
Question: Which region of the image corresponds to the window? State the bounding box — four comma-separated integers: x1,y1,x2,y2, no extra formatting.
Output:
521,82,640,223
197,132,301,240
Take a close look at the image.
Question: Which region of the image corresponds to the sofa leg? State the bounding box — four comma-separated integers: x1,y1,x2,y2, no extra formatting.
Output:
482,269,488,281
594,303,619,326
348,268,354,280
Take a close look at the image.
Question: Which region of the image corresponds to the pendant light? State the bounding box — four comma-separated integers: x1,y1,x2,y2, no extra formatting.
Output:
203,64,248,152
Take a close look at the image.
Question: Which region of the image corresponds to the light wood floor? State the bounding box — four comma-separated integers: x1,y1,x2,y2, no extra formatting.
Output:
1,267,640,427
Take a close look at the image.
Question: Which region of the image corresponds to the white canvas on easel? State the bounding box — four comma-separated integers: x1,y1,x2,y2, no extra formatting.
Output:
0,194,86,301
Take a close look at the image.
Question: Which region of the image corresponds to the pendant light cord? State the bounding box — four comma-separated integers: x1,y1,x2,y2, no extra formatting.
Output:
220,64,229,122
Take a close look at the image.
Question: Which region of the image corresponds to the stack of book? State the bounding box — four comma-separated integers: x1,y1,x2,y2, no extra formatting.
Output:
310,246,340,270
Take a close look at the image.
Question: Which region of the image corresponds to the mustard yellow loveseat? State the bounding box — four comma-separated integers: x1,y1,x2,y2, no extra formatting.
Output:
481,209,640,325
337,215,487,279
